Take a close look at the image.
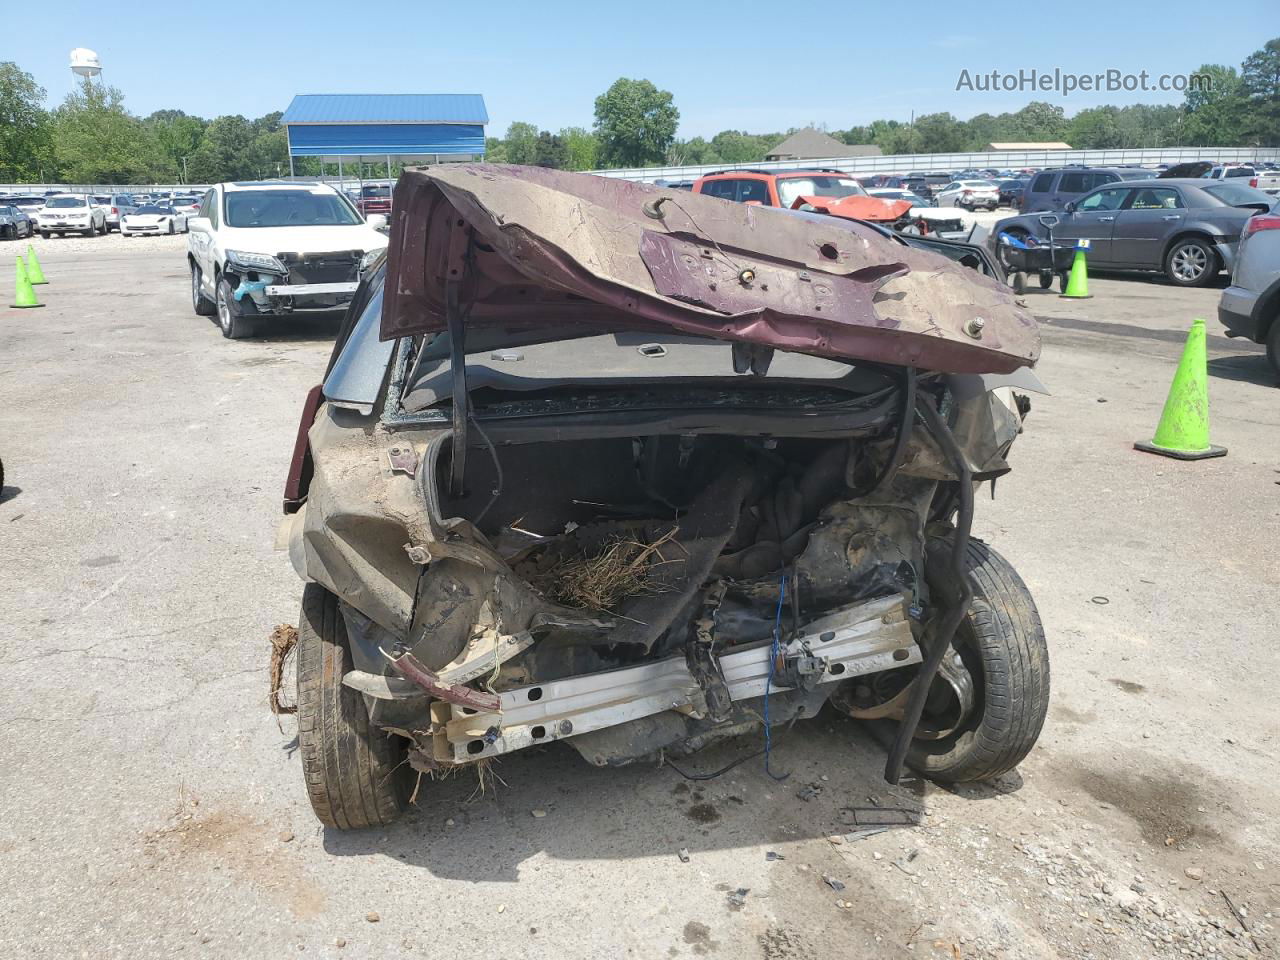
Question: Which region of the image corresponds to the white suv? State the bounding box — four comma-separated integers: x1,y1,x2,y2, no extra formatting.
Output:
187,180,388,339
36,194,107,237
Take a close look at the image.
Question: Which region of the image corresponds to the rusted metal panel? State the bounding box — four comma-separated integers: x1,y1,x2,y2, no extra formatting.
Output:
379,164,1040,375
387,650,502,712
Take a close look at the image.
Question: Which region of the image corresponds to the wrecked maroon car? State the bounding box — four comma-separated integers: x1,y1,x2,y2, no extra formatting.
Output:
279,164,1050,829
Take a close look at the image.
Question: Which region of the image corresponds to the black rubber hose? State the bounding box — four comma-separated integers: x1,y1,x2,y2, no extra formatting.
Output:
864,366,917,497
883,393,974,785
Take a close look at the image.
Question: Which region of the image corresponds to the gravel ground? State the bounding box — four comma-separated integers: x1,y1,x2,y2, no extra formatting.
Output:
0,247,1276,960
10,228,188,260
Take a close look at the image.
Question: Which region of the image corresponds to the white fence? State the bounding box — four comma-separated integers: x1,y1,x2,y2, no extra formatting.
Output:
589,146,1280,183
6,145,1279,193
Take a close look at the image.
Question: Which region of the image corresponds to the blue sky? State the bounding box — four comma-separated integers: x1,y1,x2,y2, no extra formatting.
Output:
16,2,1273,137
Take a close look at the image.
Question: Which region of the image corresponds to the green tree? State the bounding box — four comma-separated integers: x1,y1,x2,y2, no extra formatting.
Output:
503,121,540,165
53,78,156,183
1010,101,1068,142
0,62,54,181
558,126,598,170
708,130,765,164
185,114,255,182
484,137,509,163
1182,64,1246,145
532,130,567,169
1240,38,1280,144
145,109,206,181
913,112,966,152
593,78,679,167
1067,106,1123,149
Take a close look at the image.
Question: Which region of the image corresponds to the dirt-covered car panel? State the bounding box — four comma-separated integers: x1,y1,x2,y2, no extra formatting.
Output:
380,164,1039,374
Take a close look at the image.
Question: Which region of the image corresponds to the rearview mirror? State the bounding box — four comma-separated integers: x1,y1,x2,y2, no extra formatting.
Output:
366,213,388,230
1063,201,1076,213
187,216,210,233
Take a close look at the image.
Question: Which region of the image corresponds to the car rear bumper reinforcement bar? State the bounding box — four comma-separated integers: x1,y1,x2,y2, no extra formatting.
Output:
263,282,359,296
425,593,920,763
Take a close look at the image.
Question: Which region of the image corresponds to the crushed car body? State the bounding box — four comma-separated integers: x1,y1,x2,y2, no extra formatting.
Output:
281,164,1050,829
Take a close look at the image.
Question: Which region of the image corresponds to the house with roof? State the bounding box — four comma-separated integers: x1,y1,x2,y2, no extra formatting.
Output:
764,128,882,162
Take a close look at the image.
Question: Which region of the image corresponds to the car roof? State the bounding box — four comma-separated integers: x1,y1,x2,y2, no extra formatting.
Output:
223,179,330,191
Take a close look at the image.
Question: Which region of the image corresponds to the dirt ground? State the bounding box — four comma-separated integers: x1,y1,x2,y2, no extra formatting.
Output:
0,245,1276,960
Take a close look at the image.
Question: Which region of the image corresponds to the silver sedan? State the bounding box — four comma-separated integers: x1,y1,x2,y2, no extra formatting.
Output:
993,179,1277,287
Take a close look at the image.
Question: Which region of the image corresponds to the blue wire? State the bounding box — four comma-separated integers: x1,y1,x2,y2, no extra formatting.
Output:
763,574,790,781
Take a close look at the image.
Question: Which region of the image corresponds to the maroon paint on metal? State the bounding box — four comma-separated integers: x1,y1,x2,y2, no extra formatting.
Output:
379,164,1040,375
283,383,323,514
388,651,502,712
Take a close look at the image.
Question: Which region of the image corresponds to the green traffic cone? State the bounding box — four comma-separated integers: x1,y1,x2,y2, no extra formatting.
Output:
1059,249,1091,299
24,245,47,284
10,257,44,309
1135,318,1225,460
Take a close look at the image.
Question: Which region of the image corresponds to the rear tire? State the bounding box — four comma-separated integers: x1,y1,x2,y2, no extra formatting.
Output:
1165,237,1217,287
901,538,1050,783
296,584,410,829
1266,318,1280,380
190,263,215,316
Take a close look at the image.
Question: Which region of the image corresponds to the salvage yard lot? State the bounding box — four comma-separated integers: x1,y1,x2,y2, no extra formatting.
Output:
1,243,1277,959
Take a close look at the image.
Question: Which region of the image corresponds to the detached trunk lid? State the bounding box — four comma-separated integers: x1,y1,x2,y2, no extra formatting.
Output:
380,164,1040,374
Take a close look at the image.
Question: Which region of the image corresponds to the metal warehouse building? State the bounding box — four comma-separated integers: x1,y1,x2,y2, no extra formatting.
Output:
280,93,489,177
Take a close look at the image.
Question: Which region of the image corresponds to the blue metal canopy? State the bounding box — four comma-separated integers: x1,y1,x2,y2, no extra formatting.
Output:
282,94,488,158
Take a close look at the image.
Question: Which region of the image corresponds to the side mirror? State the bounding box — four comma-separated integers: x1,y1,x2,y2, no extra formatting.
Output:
1063,201,1076,213
366,213,388,230
187,216,210,233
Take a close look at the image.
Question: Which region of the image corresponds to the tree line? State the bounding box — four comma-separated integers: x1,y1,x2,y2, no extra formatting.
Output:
1,38,1275,185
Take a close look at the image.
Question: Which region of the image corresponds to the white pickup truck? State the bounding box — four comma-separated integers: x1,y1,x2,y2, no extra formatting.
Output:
187,180,388,339
1205,165,1280,196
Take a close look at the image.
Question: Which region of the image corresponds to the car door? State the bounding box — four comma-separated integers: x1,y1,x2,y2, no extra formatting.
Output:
938,182,959,206
1109,187,1185,266
1054,186,1130,262
192,189,216,279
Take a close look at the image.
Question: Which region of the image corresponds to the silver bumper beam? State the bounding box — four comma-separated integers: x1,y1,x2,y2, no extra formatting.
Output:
263,281,358,297
430,593,920,763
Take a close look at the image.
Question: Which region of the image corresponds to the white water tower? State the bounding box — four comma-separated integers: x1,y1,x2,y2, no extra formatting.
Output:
69,48,102,79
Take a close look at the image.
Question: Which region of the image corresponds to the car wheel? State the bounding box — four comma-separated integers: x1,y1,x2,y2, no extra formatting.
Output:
1165,238,1217,287
1,225,12,240
876,538,1050,783
296,583,410,829
1038,270,1054,289
1011,271,1027,294
1266,318,1280,381
216,275,256,339
190,263,215,317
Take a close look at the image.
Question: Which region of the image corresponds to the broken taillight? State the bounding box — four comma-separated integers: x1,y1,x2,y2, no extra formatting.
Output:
1243,214,1280,238
1248,177,1258,188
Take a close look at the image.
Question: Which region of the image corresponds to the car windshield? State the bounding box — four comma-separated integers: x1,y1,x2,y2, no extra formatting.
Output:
1116,169,1155,180
46,196,87,208
0,206,14,216
361,185,391,198
93,196,110,204
1225,168,1255,178
775,176,866,208
1204,184,1274,207
135,205,170,214
224,189,361,228
960,181,991,188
